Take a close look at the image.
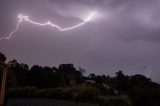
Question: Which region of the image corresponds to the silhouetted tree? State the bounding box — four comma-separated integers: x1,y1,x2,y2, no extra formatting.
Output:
8,60,28,87
1,52,160,106
0,52,6,62
88,73,96,80
57,64,82,86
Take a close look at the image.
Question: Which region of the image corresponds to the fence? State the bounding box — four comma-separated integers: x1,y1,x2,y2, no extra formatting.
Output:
0,61,7,106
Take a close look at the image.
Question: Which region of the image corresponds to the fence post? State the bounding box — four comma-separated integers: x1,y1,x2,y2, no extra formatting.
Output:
0,61,7,106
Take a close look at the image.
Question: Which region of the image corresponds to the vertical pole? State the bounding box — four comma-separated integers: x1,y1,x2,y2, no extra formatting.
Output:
0,64,7,106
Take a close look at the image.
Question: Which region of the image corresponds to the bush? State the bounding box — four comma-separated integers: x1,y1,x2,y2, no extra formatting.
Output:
7,87,37,98
73,86,99,103
98,96,132,106
34,89,49,98
46,88,74,100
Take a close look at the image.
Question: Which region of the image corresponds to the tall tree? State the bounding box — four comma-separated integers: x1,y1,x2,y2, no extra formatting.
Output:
0,52,6,62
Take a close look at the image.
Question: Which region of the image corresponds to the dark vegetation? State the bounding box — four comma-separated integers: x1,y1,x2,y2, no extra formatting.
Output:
1,52,160,106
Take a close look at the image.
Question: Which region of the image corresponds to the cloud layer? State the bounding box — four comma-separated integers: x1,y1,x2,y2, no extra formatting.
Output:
1,0,160,82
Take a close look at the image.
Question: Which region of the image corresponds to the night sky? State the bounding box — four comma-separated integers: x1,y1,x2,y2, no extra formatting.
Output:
0,0,160,82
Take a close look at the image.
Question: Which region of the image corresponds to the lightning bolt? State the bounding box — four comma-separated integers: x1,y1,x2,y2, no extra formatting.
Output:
0,12,95,40
147,70,152,78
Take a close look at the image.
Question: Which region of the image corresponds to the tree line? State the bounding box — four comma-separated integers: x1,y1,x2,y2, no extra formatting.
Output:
1,52,160,106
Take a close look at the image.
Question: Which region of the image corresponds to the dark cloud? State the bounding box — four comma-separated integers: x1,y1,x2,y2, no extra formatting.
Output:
0,0,160,82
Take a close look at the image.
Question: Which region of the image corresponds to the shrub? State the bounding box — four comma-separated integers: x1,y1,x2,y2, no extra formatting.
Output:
73,86,99,103
7,87,37,98
99,96,132,106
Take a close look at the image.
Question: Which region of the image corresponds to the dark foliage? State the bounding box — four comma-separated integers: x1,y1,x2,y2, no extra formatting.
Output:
0,52,6,62
1,52,160,106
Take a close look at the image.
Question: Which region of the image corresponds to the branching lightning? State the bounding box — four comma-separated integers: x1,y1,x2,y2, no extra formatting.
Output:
0,12,95,40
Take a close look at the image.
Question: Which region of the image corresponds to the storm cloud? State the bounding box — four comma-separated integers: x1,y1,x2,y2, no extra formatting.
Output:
1,0,160,82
